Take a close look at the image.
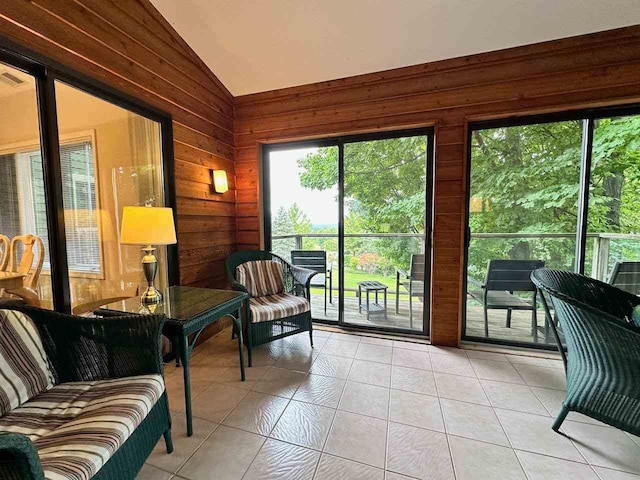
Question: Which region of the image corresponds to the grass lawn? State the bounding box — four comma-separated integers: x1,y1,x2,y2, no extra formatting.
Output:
310,267,410,299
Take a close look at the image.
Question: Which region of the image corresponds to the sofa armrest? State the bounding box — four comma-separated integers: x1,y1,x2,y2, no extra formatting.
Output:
4,305,165,384
0,432,43,480
291,265,318,290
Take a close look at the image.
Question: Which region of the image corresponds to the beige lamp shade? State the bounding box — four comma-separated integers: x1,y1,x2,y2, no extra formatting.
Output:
120,206,177,245
212,170,229,193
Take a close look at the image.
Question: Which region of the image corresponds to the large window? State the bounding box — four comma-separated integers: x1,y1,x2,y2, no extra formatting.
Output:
265,129,433,336
464,109,640,348
0,49,175,313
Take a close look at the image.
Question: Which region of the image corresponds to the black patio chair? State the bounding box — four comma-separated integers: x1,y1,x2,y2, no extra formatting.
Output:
608,261,640,296
395,254,425,328
291,250,332,313
468,259,545,339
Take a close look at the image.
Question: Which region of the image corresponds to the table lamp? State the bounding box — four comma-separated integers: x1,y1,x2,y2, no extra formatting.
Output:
120,206,177,304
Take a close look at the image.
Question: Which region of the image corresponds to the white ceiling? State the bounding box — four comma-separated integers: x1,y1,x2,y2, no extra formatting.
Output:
151,0,640,97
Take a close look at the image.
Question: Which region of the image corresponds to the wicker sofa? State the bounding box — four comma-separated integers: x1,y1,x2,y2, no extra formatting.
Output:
0,301,173,480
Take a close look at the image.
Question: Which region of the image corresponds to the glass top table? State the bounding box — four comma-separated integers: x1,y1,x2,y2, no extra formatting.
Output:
100,286,248,436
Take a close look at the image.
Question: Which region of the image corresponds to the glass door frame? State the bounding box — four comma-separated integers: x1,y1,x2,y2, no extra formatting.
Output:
0,36,179,313
462,103,640,349
262,127,435,337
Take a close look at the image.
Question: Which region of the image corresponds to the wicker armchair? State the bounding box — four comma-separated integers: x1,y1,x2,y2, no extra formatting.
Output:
0,300,173,480
531,269,640,435
226,251,317,367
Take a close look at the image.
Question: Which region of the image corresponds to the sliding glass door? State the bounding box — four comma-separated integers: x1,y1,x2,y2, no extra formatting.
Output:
464,107,640,348
265,129,433,336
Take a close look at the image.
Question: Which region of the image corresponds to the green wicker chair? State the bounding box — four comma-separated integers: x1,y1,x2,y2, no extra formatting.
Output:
226,250,317,367
0,300,173,480
531,269,640,435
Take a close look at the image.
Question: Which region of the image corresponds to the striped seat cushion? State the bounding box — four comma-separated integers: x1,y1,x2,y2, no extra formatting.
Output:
0,309,55,416
249,293,310,323
0,374,164,480
236,260,285,297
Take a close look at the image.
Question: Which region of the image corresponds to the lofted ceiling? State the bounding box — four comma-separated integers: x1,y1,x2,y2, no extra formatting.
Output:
151,0,640,96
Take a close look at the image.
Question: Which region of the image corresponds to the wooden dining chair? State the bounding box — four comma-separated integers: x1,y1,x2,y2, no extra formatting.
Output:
8,234,45,289
0,234,9,271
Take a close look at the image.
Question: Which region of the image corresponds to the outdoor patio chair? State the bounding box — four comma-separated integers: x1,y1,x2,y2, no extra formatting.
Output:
607,261,640,296
531,268,640,435
226,250,317,367
395,254,425,328
468,259,545,338
291,250,332,313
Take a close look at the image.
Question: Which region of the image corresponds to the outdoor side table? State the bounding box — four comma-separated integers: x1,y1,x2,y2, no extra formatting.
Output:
358,281,388,320
99,286,248,436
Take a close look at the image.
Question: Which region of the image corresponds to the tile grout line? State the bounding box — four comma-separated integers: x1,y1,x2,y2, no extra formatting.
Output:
433,365,459,480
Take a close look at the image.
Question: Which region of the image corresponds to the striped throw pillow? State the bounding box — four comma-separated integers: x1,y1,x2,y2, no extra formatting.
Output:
236,260,285,297
0,309,55,416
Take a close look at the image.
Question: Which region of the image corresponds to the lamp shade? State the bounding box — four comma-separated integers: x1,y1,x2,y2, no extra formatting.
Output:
212,170,229,193
120,206,177,245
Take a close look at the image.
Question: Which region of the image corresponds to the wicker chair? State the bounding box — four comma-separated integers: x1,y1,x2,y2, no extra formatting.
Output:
531,268,640,435
226,251,317,367
0,300,173,480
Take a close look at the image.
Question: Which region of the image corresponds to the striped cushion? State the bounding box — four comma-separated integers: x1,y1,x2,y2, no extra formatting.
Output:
236,260,285,297
0,374,164,480
249,293,310,323
0,309,55,416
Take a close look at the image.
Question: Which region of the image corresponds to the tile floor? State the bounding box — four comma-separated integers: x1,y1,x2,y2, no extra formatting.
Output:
137,327,640,480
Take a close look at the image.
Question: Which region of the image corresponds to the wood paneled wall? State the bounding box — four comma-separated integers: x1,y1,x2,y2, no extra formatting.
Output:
0,0,236,291
234,26,640,346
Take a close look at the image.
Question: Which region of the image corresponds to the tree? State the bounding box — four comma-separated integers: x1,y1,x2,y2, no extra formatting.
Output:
287,203,312,234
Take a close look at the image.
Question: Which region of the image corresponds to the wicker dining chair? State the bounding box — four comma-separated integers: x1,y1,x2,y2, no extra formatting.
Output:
226,250,317,367
531,268,640,435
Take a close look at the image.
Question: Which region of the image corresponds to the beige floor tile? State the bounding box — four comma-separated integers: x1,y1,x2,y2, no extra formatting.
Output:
293,374,346,408
428,346,468,357
389,389,444,432
495,408,584,462
513,364,566,390
386,422,454,479
190,382,248,423
309,353,353,379
506,354,557,368
214,365,269,390
315,454,384,480
361,336,394,347
430,354,475,377
339,381,390,420
165,375,212,412
449,435,525,480
440,398,509,446
252,367,306,398
530,387,606,426
465,350,509,362
348,359,392,387
177,425,265,480
248,344,284,367
435,372,490,406
274,348,319,372
289,334,326,352
516,450,600,480
355,343,393,364
594,467,640,479
330,332,363,343
147,415,217,473
136,464,172,480
222,391,289,435
481,380,548,415
385,472,415,479
470,359,525,384
391,366,437,396
324,411,388,468
562,421,640,474
393,340,430,352
182,361,227,383
244,438,320,479
392,349,432,371
321,339,360,358
270,400,335,450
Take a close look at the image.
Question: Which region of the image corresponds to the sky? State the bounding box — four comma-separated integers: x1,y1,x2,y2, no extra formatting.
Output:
269,147,339,226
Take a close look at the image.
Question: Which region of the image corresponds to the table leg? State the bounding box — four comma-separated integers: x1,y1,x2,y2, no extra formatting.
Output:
179,335,194,437
384,289,388,320
358,286,362,313
233,308,246,381
366,290,370,321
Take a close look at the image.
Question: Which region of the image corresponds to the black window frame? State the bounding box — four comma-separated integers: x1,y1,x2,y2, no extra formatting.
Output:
463,103,640,350
0,36,179,313
262,127,435,337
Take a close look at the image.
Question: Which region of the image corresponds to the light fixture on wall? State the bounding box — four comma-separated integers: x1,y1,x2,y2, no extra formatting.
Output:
212,170,228,193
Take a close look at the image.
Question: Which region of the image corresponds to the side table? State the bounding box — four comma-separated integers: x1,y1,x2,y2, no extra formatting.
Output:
357,281,388,320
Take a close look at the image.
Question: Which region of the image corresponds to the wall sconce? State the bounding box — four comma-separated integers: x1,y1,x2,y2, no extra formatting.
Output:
212,170,228,193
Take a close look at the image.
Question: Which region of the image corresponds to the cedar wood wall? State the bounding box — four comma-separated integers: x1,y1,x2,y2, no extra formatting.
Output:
2,1,640,345
234,26,640,346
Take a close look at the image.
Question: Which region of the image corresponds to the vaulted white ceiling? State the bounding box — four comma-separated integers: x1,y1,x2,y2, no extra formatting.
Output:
151,0,640,96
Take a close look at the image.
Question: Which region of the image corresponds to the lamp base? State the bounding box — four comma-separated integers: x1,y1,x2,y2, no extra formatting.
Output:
141,245,162,305
141,285,163,305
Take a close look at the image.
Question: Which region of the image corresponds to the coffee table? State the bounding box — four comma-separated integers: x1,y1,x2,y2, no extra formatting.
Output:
99,286,248,436
358,281,388,320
